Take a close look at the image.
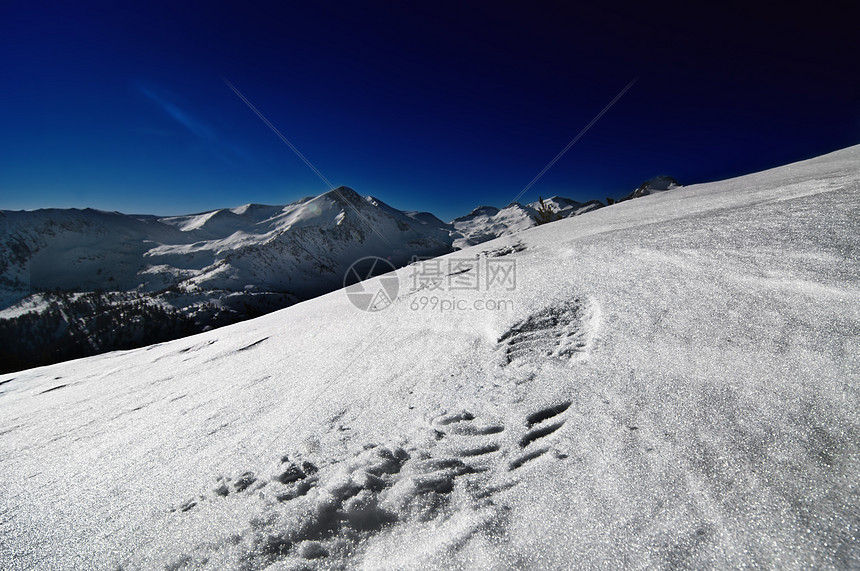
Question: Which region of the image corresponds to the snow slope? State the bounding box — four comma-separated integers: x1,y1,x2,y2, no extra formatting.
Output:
0,188,456,371
451,197,602,248
0,145,858,569
0,207,188,308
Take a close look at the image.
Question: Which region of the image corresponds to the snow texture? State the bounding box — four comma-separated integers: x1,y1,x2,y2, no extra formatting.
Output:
0,145,858,569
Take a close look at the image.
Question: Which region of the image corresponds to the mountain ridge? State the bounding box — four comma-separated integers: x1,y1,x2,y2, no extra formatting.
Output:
0,179,675,371
1,144,856,569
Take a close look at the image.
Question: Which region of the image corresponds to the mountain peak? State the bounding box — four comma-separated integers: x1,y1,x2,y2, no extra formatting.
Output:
637,175,680,192
325,186,363,201
616,176,682,203
464,206,501,219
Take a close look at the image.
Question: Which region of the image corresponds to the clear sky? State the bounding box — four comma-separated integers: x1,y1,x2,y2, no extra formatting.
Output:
1,1,858,221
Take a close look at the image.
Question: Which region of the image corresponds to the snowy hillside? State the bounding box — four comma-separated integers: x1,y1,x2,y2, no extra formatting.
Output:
1,144,857,569
0,185,606,372
0,188,454,371
0,187,452,309
451,196,602,248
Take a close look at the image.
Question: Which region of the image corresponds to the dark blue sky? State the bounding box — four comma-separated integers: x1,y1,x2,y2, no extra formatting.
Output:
2,1,857,221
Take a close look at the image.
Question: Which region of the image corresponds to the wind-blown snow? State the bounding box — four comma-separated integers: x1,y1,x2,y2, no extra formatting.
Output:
0,145,858,569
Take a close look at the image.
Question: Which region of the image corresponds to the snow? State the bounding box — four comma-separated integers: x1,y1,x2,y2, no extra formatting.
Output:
620,175,682,201
450,197,603,249
1,145,859,569
0,188,453,313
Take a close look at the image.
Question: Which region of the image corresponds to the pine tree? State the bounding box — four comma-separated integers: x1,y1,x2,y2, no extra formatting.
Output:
533,197,562,225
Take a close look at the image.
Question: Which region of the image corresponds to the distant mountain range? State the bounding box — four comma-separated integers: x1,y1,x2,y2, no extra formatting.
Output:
0,179,679,371
451,196,604,248
0,187,453,305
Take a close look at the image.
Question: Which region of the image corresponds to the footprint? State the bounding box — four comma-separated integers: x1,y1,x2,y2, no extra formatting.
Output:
448,423,505,436
456,443,501,457
509,402,571,469
519,420,565,448
171,398,579,567
173,408,521,569
275,459,318,485
429,410,506,478
498,299,595,365
412,457,473,474
526,402,571,427
509,447,549,470
233,471,258,492
432,410,504,437
519,402,569,448
405,457,477,494
276,478,317,502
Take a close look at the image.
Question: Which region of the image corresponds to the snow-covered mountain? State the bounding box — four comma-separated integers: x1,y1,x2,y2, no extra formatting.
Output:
451,196,603,248
0,188,455,371
1,144,857,569
0,189,605,315
0,187,611,371
619,175,682,201
0,187,453,309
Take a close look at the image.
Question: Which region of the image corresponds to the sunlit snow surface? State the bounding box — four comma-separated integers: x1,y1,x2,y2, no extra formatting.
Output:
1,146,859,569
